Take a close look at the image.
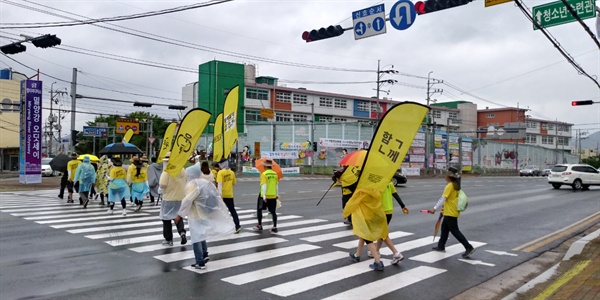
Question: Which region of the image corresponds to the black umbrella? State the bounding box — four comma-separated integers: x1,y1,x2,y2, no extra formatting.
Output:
99,142,143,155
49,154,70,173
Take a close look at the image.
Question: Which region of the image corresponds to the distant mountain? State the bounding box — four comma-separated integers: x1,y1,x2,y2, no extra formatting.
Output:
581,130,600,150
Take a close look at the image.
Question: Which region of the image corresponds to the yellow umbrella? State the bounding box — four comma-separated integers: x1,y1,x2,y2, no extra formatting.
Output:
78,154,100,162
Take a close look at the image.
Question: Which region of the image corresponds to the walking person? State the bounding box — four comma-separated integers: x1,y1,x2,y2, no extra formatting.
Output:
73,156,96,209
253,159,279,233
200,161,216,184
211,163,220,185
58,171,69,200
66,152,81,203
333,166,359,225
128,157,149,212
428,166,476,258
216,160,241,233
95,155,111,206
147,156,162,204
106,157,130,215
159,152,187,246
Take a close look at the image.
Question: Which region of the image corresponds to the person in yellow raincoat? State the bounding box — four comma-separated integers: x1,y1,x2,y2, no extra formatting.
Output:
95,155,111,206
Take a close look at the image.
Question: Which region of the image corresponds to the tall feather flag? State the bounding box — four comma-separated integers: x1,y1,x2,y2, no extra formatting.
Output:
157,122,177,162
343,102,429,241
122,128,134,143
223,85,239,159
212,113,224,162
165,108,211,178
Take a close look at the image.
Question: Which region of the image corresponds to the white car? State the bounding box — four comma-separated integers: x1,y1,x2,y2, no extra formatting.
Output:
41,158,58,177
547,164,600,190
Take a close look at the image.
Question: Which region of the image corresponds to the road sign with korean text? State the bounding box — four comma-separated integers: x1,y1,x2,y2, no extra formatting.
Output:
352,4,387,40
532,0,595,30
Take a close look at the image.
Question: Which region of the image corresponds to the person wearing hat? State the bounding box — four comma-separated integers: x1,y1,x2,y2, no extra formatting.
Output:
428,166,476,258
128,156,149,212
216,159,241,233
106,157,131,215
66,152,82,203
254,159,280,233
158,152,188,246
73,156,97,209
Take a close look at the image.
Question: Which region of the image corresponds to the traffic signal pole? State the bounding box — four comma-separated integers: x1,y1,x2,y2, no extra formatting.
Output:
70,68,77,151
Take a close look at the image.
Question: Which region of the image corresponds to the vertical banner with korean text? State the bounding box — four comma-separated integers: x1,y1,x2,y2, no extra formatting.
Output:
157,122,177,161
223,85,239,159
343,102,429,241
166,108,211,178
212,113,224,162
19,80,43,184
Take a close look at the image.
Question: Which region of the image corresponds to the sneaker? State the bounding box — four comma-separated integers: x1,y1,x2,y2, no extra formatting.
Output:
369,261,384,271
253,225,263,231
270,227,278,234
83,199,89,208
122,209,127,216
191,263,206,270
180,233,187,245
432,247,446,252
235,227,242,234
134,205,141,213
391,252,405,265
106,209,114,215
462,247,476,258
203,253,209,263
161,240,173,246
349,252,361,263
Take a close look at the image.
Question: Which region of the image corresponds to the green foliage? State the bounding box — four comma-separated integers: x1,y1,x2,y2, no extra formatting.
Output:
582,156,600,169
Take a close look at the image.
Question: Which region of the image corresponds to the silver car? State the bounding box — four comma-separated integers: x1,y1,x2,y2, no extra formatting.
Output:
519,165,540,177
41,158,58,177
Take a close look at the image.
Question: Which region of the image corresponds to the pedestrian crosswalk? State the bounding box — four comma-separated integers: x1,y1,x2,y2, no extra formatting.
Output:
1,190,491,299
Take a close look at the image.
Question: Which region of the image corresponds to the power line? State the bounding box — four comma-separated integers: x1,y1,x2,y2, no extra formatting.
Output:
557,0,600,50
0,0,234,28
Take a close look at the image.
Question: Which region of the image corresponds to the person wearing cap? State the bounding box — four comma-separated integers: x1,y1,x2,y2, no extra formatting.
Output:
428,166,476,259
106,157,131,215
216,159,241,233
254,159,279,233
66,152,82,203
73,156,97,209
146,156,162,204
128,156,149,212
158,152,188,246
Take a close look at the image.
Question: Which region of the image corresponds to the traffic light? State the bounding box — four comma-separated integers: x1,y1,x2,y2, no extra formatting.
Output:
133,102,153,107
571,100,594,106
71,130,80,146
415,0,473,15
302,25,344,43
31,34,61,48
312,142,318,152
0,42,26,55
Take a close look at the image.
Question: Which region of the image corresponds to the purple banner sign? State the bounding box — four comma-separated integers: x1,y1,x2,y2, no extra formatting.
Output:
19,80,42,184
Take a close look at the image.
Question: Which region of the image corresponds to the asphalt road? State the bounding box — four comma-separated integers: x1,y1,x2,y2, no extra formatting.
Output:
0,176,598,300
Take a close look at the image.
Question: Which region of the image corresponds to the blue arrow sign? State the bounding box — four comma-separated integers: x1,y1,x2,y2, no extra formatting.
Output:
354,21,367,36
372,17,386,32
390,0,417,30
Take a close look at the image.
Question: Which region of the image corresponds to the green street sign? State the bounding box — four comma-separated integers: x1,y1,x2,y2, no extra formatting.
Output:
532,0,596,30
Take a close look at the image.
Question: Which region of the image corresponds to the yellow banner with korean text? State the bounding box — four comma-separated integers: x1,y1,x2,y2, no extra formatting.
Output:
223,86,239,160
343,102,429,241
157,122,177,161
165,109,211,178
213,113,224,162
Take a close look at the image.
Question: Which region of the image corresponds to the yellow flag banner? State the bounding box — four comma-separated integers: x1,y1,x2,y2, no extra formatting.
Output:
122,129,134,143
157,122,177,161
343,102,429,241
223,85,239,159
212,113,224,162
166,109,211,178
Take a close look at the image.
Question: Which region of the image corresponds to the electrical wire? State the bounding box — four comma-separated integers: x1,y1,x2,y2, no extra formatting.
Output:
0,0,234,28
557,0,600,49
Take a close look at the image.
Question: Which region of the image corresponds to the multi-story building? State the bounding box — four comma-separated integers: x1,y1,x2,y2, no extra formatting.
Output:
0,69,27,171
430,101,478,138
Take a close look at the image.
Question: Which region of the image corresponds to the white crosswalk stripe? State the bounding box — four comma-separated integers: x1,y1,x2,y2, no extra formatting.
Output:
2,189,499,300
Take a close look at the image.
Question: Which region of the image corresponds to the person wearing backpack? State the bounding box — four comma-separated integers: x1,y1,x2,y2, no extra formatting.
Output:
428,166,476,259
73,156,97,209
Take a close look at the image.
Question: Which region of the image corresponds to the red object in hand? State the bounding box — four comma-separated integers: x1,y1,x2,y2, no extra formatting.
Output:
421,209,429,213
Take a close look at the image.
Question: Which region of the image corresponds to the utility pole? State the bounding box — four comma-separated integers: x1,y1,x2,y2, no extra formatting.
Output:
311,100,315,175
70,68,77,151
375,60,398,120
425,71,443,170
376,60,380,120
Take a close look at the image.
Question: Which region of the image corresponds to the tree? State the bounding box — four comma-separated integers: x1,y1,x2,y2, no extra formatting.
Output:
582,156,600,169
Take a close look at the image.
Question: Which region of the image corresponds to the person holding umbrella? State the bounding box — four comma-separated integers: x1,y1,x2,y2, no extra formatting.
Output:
66,152,81,203
73,156,97,209
427,167,476,258
106,157,130,215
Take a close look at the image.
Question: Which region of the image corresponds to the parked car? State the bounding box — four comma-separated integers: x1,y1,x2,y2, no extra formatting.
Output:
392,170,408,186
542,165,554,176
41,158,58,177
547,164,600,190
519,165,540,176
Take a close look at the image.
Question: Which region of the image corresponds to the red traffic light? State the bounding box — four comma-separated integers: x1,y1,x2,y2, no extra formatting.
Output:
302,31,311,42
301,25,344,43
572,100,594,106
415,1,426,14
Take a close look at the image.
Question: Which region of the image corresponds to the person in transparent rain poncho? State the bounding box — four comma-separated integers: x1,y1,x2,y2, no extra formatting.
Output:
159,152,187,246
73,155,97,209
174,177,235,269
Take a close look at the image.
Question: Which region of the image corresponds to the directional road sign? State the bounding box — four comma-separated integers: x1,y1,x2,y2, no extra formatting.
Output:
352,4,387,40
532,0,596,30
82,126,108,137
390,0,417,30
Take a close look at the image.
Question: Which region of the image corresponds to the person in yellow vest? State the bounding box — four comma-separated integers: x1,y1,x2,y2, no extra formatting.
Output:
128,156,149,212
428,166,475,259
106,157,130,215
333,166,359,225
216,159,241,233
253,159,279,233
66,152,82,204
158,152,187,246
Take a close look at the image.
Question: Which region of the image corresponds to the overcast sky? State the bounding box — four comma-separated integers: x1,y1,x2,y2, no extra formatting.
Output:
1,0,598,136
